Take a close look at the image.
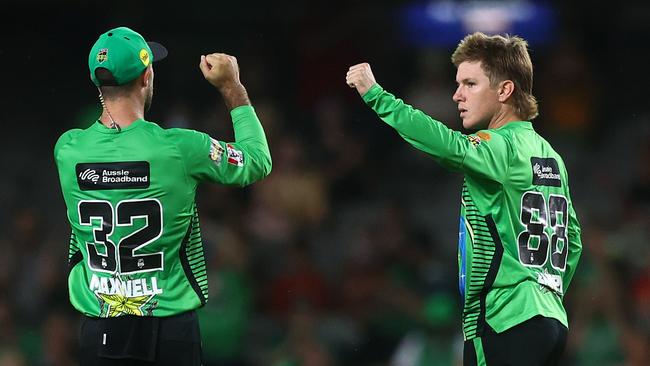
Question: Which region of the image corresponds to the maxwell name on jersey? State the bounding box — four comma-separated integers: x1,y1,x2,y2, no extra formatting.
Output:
89,273,163,317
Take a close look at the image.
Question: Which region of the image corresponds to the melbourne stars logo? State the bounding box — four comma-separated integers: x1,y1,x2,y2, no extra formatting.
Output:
92,273,161,317
97,48,108,63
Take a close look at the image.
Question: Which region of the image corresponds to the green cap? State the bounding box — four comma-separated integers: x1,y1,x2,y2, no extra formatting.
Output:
88,27,167,86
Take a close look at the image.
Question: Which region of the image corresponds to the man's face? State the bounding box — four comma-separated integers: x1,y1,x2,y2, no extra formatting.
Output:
452,61,500,130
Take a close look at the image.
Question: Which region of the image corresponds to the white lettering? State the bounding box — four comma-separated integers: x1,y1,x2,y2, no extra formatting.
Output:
102,176,148,183
151,277,163,295
537,172,561,180
132,279,143,296
90,275,164,297
100,277,109,294
90,274,101,291
104,170,130,176
108,277,119,295
142,278,153,296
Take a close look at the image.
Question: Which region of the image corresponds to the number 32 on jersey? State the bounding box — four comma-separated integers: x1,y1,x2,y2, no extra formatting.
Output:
77,199,163,274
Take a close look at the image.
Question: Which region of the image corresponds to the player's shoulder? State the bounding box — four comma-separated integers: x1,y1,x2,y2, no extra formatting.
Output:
138,120,206,142
158,126,212,157
54,128,84,154
466,128,508,150
163,126,208,140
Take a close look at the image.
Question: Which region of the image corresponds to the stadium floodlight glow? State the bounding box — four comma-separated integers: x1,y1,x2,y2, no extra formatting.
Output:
402,0,556,46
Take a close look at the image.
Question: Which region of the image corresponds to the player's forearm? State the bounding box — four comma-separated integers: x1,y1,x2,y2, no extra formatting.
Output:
219,82,251,111
230,105,272,183
363,84,465,166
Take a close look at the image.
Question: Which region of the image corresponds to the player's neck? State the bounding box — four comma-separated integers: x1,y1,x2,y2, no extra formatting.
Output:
487,106,523,129
99,96,145,129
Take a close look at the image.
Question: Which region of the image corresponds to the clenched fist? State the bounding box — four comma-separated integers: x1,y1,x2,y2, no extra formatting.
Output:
346,63,377,97
199,53,242,90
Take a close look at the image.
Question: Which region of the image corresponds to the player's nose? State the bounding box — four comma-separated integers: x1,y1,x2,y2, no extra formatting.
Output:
452,85,464,103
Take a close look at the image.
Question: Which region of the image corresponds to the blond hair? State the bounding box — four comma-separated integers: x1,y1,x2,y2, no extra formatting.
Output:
451,32,538,120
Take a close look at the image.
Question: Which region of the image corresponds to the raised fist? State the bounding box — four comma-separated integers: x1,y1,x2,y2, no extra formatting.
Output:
199,53,241,90
346,62,377,97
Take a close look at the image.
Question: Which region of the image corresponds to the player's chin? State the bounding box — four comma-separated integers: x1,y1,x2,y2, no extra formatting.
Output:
462,118,475,130
462,116,486,131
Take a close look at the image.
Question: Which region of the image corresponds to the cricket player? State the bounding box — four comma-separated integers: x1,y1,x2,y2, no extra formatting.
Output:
54,27,271,365
346,32,582,365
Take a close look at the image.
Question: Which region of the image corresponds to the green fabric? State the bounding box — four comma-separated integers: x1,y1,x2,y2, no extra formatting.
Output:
473,338,487,366
363,84,582,340
89,27,154,86
54,106,271,317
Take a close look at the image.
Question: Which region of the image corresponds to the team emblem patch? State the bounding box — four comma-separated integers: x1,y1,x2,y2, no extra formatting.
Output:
97,48,108,63
209,138,225,164
476,131,491,141
139,49,150,66
226,144,244,167
467,134,482,148
91,273,162,317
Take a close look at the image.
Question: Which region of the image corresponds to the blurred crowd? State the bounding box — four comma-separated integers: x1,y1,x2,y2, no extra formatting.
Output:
1,1,649,365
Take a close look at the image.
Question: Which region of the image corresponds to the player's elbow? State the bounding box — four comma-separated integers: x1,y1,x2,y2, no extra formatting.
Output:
569,231,583,254
239,153,272,187
256,153,273,181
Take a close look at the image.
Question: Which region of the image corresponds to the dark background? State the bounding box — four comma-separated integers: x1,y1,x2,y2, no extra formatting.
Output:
0,1,648,365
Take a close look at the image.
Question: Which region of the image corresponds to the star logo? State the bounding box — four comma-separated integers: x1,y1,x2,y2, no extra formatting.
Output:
96,292,152,317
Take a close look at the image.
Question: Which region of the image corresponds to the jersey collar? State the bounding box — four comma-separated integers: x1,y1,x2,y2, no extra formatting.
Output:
493,121,533,131
92,118,145,134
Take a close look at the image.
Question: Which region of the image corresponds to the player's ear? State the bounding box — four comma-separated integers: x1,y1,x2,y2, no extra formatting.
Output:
497,80,515,102
141,66,153,88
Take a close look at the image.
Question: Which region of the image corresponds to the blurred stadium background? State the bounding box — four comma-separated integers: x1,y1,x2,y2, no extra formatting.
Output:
1,1,648,365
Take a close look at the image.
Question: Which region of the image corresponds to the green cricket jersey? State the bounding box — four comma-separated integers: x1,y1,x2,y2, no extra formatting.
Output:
54,105,271,318
363,85,582,340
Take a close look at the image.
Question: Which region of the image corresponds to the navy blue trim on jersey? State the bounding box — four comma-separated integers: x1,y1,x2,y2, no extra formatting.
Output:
458,216,467,297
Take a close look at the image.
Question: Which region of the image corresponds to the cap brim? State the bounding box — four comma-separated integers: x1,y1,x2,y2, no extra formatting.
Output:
148,42,168,62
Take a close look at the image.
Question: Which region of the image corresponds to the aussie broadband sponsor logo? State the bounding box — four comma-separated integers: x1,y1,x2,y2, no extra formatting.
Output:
90,273,163,297
76,161,150,190
79,169,100,184
531,157,561,187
